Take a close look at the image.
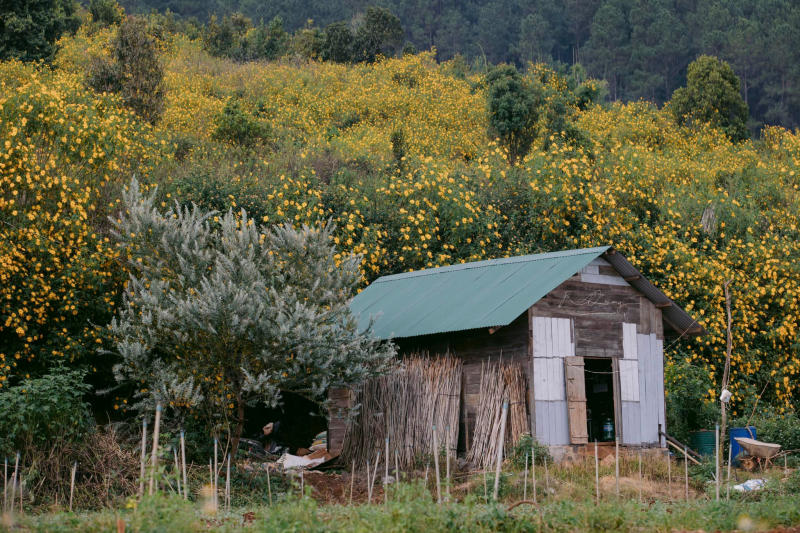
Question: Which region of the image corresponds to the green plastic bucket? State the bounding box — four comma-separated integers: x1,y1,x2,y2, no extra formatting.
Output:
689,430,716,456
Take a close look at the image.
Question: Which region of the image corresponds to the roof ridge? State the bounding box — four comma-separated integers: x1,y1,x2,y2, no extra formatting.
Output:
375,246,611,283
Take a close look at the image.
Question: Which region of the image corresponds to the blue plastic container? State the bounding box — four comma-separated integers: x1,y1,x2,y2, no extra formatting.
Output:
730,426,756,465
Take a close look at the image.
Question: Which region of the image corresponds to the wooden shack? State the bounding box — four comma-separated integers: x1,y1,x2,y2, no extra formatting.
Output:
331,246,704,458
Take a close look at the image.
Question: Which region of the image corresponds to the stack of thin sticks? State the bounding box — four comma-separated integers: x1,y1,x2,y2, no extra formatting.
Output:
466,361,529,468
341,355,462,469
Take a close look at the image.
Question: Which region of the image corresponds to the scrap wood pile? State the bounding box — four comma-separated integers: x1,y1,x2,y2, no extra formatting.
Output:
341,355,462,469
466,361,529,469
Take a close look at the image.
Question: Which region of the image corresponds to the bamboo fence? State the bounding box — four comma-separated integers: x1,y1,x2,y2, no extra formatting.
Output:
341,355,462,468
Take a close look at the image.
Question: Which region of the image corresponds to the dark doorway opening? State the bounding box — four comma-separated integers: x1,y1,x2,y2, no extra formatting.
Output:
585,358,615,442
243,391,326,454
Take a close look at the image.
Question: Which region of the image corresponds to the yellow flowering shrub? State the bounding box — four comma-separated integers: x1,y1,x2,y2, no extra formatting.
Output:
0,60,168,384
3,30,800,416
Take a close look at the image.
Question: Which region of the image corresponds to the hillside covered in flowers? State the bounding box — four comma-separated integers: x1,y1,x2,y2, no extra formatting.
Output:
2,25,800,423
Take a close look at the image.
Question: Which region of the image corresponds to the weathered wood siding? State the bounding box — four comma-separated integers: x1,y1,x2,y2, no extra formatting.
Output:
529,257,665,446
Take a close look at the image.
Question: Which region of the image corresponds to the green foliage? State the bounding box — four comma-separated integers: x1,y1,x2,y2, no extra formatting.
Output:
90,0,124,26
202,14,289,61
0,367,92,456
507,433,552,468
390,128,406,169
670,55,749,142
212,99,270,146
107,180,396,446
665,358,718,444
486,64,543,164
731,412,800,451
87,16,165,124
0,0,80,61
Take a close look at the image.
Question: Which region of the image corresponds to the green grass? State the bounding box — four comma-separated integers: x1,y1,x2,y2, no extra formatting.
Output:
7,475,800,532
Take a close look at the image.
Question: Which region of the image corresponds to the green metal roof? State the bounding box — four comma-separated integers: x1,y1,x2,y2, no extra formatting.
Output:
350,246,611,340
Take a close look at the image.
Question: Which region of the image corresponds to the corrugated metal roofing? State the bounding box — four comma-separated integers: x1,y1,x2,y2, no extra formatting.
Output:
350,246,610,340
350,246,705,340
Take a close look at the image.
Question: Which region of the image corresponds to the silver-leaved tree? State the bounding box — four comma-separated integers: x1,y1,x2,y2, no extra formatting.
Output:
108,179,396,453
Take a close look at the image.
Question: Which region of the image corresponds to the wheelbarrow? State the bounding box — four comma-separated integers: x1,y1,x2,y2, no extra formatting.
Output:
734,437,782,471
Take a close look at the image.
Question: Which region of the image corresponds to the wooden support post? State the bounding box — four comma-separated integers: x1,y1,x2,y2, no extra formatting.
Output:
370,450,381,504
69,461,76,512
148,404,162,496
544,454,550,496
139,419,147,498
366,459,371,502
208,460,213,510
11,453,19,514
180,430,188,501
433,426,442,504
594,440,600,504
395,450,399,483
4,456,7,512
482,468,487,504
445,425,451,502
493,401,508,501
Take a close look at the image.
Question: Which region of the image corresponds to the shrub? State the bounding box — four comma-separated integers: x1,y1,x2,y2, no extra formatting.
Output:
212,99,270,146
486,64,543,165
665,358,718,444
0,367,92,456
89,0,123,27
508,433,552,468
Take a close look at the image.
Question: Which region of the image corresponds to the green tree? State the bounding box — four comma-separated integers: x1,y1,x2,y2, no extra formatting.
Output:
0,0,80,61
353,6,403,63
321,21,354,63
669,55,749,141
108,181,396,453
239,16,289,61
89,0,124,26
212,99,270,146
486,64,543,165
87,16,166,124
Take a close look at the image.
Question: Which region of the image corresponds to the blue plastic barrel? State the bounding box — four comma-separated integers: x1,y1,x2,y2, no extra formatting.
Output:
730,426,756,465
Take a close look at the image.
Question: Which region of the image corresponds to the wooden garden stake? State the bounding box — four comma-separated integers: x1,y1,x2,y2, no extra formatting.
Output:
139,419,147,497
638,451,642,503
300,470,304,499
225,454,231,511
684,446,689,501
445,425,451,502
266,465,272,505
10,453,18,514
370,450,381,503
394,450,400,483
208,460,214,511
493,401,508,501
148,404,162,496
69,461,76,512
532,445,537,504
544,453,550,496
366,459,371,502
384,437,389,504
173,447,181,497
4,456,7,512
213,438,219,510
715,424,720,501
615,438,620,498
594,440,599,504
432,425,442,504
523,453,529,500
180,430,188,500
667,451,672,500
726,444,732,500
482,468,487,503
349,461,354,505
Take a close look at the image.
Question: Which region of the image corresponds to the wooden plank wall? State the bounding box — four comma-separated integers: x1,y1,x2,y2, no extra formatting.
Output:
530,258,666,446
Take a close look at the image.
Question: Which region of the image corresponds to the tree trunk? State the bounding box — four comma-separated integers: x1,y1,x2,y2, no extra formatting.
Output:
230,394,246,463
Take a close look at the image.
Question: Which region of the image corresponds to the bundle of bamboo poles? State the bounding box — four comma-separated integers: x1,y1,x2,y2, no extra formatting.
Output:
466,361,529,468
341,355,462,469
